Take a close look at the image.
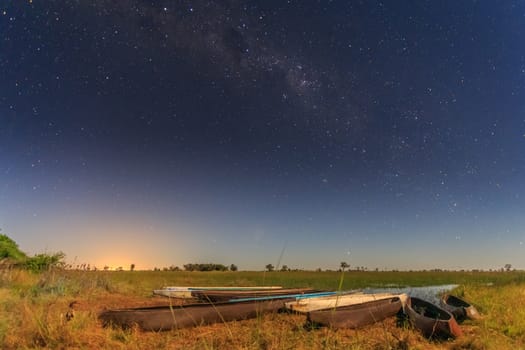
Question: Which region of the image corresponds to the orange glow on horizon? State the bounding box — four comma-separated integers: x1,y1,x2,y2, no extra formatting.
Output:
40,216,190,271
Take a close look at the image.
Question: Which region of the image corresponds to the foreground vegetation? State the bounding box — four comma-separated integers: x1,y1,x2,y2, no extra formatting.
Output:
1,268,524,349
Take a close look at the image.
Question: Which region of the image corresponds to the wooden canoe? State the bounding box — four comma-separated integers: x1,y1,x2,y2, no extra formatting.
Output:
440,294,481,321
99,298,291,331
153,286,282,298
192,288,318,302
153,289,193,298
405,297,463,339
307,296,404,329
285,292,407,313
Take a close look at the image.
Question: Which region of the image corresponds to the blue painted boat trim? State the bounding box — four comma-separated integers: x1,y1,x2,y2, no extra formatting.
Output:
228,291,336,303
294,289,361,299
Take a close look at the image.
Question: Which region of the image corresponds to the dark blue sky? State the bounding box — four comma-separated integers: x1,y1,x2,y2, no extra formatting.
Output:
1,1,524,270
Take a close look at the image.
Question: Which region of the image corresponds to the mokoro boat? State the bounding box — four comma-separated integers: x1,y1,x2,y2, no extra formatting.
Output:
307,296,404,329
440,294,481,321
99,298,292,331
405,297,463,339
192,288,318,302
153,286,282,298
285,292,407,313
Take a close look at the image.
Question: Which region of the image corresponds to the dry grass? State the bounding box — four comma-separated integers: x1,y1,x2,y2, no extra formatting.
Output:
1,269,524,349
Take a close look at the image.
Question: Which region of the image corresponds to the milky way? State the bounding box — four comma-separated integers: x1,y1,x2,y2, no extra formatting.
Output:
1,1,524,270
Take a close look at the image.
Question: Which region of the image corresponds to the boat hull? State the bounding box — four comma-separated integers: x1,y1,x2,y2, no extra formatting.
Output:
307,296,404,329
286,293,406,313
440,294,481,321
405,297,463,339
153,286,282,299
153,289,193,298
192,288,317,302
99,299,291,331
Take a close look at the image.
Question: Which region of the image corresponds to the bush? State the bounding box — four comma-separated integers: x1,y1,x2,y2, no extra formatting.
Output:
25,252,66,272
0,234,66,272
0,234,27,261
183,263,228,271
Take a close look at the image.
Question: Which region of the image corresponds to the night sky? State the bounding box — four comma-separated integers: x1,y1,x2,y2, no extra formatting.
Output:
1,1,524,271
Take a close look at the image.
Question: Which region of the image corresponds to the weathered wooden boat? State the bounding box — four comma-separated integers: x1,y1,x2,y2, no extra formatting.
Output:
405,297,463,339
285,292,407,313
192,288,318,302
306,296,404,329
153,289,193,298
99,298,292,331
440,294,481,321
227,291,337,303
153,286,282,298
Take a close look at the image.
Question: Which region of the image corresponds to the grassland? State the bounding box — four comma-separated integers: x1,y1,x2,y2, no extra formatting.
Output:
1,269,524,349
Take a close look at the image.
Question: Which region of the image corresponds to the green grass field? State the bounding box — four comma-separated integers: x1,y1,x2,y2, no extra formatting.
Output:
1,269,524,349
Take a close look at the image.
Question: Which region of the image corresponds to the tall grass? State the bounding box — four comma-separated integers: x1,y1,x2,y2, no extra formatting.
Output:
1,269,524,349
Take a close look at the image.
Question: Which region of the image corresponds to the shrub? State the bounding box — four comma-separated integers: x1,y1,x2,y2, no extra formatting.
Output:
183,263,229,271
0,234,27,261
25,252,66,272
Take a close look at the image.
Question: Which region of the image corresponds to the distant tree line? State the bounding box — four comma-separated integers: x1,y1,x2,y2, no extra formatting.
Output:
182,263,238,272
2,232,519,274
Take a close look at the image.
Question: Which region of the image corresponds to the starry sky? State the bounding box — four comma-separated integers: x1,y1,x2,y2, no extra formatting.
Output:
1,1,524,271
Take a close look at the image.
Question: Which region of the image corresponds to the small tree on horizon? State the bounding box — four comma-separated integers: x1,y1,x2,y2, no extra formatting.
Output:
130,263,135,271
265,263,274,272
340,261,349,271
229,264,238,271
